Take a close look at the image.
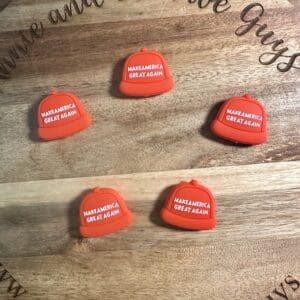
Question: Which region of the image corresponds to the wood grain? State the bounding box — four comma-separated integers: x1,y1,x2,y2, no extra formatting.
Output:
0,162,299,299
0,1,299,299
0,0,293,31
0,0,299,183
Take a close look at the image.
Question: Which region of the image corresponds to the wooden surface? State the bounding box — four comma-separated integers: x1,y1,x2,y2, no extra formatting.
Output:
0,0,300,299
0,162,300,299
0,0,299,182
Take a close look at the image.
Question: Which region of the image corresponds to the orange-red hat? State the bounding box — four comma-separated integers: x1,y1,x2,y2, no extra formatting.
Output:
79,187,133,238
160,180,216,230
119,48,174,97
38,91,91,140
211,94,267,145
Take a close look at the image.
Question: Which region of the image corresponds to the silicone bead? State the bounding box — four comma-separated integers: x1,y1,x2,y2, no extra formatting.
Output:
160,180,216,230
119,48,174,97
79,188,133,238
211,94,267,145
38,91,91,140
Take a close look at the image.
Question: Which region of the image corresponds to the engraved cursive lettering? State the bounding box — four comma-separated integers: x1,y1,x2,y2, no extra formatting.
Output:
267,275,300,300
0,262,27,298
1,0,299,80
0,23,44,79
49,0,104,24
0,0,105,80
187,0,231,13
235,3,300,72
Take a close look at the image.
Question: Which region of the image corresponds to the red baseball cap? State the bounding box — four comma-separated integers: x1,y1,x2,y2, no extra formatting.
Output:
119,48,174,97
160,180,216,230
38,91,91,140
211,94,267,145
79,188,133,238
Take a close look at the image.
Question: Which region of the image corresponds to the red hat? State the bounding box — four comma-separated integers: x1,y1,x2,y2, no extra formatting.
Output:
38,91,91,140
79,188,133,238
211,94,267,145
160,180,216,230
119,48,174,97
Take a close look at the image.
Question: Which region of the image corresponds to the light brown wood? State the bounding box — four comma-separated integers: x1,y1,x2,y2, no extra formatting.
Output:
1,162,300,299
0,1,300,299
0,0,299,182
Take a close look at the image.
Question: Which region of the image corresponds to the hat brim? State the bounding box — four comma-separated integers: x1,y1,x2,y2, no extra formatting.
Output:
160,208,216,230
119,78,174,97
38,114,91,141
80,211,133,238
211,119,267,145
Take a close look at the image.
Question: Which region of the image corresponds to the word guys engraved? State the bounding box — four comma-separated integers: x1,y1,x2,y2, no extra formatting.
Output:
187,1,300,72
37,91,91,140
119,48,174,97
211,94,267,145
235,3,300,73
79,188,133,238
160,180,216,230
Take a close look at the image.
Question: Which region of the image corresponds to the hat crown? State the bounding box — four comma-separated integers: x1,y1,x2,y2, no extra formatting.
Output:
37,92,91,140
160,180,216,230
80,188,125,227
79,188,133,238
119,49,174,97
219,95,266,133
211,94,267,145
167,181,215,220
123,49,170,83
38,92,81,128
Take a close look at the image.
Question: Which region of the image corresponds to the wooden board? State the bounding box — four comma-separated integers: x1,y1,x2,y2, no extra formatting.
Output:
0,0,299,299
0,162,300,299
0,0,299,182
